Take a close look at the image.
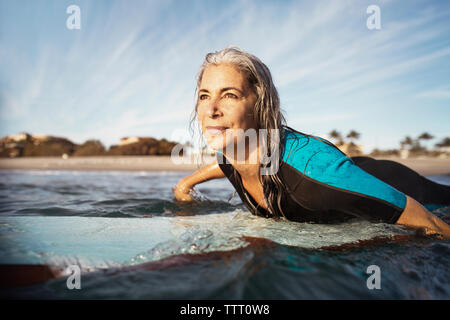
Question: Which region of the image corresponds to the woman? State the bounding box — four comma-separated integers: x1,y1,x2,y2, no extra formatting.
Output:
174,46,450,238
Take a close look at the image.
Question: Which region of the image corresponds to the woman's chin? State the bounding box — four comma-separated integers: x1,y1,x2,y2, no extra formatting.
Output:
206,141,225,152
205,135,227,151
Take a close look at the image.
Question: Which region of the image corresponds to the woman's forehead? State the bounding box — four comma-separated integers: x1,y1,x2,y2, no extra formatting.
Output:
199,63,248,91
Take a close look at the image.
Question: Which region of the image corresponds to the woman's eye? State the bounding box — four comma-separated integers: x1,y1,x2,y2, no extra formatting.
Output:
199,95,209,100
224,93,237,99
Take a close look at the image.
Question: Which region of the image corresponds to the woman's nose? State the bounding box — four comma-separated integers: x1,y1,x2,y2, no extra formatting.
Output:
206,99,222,118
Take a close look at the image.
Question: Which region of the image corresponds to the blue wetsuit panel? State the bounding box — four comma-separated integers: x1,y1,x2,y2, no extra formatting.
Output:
282,130,407,212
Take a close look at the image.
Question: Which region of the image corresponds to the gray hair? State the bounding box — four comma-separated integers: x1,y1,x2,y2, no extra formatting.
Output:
192,46,288,219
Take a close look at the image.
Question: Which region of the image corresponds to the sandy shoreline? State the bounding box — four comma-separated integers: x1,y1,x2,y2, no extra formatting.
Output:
0,155,449,176
0,156,214,172
367,156,450,176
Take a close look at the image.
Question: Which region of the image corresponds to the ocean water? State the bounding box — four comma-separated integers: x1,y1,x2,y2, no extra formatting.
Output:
0,169,449,299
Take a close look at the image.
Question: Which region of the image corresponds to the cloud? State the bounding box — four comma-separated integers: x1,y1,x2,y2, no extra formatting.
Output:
289,112,358,125
415,89,450,99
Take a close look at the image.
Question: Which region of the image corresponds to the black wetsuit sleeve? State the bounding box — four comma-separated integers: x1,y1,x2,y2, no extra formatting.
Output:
281,155,407,224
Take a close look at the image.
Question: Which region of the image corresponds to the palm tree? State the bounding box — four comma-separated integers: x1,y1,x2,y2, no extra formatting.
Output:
435,137,450,148
418,132,434,141
417,132,434,151
329,129,343,146
400,136,413,150
346,130,360,146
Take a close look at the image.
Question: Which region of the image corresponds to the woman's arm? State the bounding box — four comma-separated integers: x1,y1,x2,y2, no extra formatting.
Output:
396,195,450,239
173,160,226,201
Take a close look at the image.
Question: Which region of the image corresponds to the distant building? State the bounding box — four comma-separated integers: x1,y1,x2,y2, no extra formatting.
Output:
400,149,410,159
119,137,141,145
32,134,50,145
8,132,30,142
436,146,450,158
0,132,76,158
440,146,450,153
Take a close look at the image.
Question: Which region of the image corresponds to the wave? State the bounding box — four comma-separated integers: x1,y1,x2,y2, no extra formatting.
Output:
1,197,244,218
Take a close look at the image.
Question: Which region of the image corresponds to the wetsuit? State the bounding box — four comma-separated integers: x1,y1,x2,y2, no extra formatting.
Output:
217,128,450,224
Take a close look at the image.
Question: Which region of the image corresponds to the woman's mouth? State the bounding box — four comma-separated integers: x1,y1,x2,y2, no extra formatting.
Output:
206,126,228,136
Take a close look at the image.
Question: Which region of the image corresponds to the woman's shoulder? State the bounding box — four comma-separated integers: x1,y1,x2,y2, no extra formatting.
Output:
282,127,350,177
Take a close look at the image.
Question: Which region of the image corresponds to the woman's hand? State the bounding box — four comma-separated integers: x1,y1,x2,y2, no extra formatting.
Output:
396,195,450,240
173,178,194,202
172,160,226,202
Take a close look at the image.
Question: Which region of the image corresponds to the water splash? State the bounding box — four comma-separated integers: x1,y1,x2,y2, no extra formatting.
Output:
123,209,415,266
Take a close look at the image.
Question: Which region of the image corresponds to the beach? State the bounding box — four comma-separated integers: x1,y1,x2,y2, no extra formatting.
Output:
0,155,449,176
0,156,214,172
371,156,450,176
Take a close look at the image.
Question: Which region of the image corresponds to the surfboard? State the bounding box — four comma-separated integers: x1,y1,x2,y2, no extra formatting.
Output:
0,210,416,271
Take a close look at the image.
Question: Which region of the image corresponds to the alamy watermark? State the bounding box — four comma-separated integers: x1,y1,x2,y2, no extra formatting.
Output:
366,5,381,30
366,265,381,290
170,128,280,175
66,264,81,289
66,5,81,30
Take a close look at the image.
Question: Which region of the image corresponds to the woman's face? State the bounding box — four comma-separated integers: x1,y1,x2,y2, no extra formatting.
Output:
196,63,258,151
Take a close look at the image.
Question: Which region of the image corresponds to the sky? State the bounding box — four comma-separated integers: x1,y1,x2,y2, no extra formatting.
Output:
1,0,449,153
